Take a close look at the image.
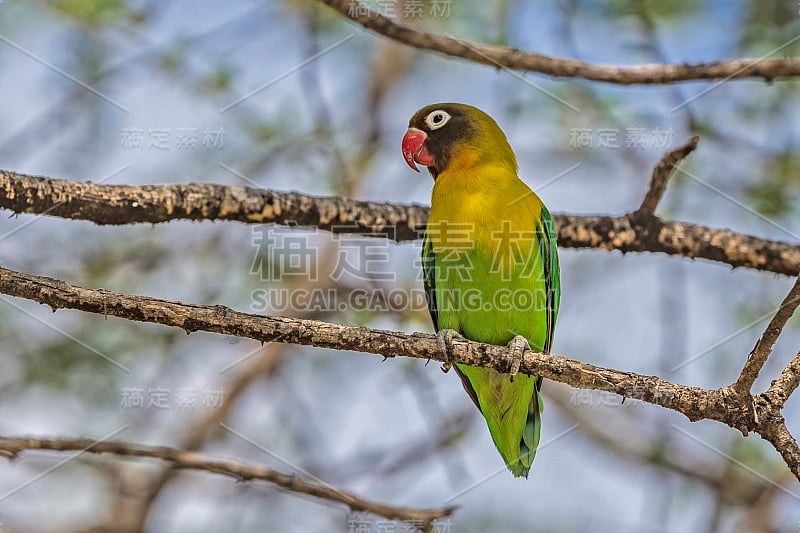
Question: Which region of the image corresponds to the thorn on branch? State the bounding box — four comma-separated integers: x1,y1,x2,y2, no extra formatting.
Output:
0,449,18,460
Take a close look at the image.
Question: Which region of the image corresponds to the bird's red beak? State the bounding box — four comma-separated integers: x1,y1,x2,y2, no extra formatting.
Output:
402,128,434,172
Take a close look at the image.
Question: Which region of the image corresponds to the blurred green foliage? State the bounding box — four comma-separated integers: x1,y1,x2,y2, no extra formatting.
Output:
746,149,800,219
47,0,145,28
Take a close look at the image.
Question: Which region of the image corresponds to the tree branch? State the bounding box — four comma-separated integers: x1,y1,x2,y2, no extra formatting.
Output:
733,276,800,393
2,168,799,276
560,215,800,276
754,414,800,481
635,136,699,217
0,168,428,240
0,435,454,523
320,0,800,85
0,265,756,431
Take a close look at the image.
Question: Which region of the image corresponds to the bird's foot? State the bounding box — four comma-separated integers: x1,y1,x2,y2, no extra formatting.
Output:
436,329,464,373
506,335,530,383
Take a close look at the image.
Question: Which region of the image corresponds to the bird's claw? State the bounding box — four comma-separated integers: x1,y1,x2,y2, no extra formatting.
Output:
506,335,530,383
436,329,463,373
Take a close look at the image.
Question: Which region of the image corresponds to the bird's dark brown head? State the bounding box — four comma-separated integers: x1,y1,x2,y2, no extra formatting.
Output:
401,103,516,179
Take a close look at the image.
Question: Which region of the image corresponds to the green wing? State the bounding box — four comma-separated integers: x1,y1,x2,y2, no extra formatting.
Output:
537,205,561,354
421,230,439,332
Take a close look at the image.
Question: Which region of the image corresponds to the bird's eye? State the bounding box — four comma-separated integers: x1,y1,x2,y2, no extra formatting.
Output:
424,110,451,130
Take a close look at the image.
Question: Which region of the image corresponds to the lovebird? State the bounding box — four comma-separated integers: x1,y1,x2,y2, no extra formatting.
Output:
402,103,560,477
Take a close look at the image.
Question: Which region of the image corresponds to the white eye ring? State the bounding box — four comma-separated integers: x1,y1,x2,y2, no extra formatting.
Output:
424,110,451,130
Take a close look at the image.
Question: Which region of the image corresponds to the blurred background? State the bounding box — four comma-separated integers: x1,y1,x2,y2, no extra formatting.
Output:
1,0,800,531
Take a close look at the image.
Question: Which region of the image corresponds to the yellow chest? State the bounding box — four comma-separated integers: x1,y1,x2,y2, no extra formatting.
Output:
428,167,542,253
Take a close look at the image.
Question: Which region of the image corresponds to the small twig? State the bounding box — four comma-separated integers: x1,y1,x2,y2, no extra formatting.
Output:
765,349,800,406
319,0,800,84
733,275,800,393
635,136,699,217
0,435,454,523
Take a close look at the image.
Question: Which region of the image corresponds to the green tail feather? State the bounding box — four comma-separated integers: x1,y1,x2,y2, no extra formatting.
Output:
456,365,542,477
516,382,543,477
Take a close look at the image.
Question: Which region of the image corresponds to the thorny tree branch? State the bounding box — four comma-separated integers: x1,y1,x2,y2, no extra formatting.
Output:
2,140,800,277
0,435,454,524
1,264,800,480
0,168,429,238
320,0,800,85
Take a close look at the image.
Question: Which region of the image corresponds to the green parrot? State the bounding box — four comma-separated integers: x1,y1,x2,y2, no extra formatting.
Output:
402,103,560,477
